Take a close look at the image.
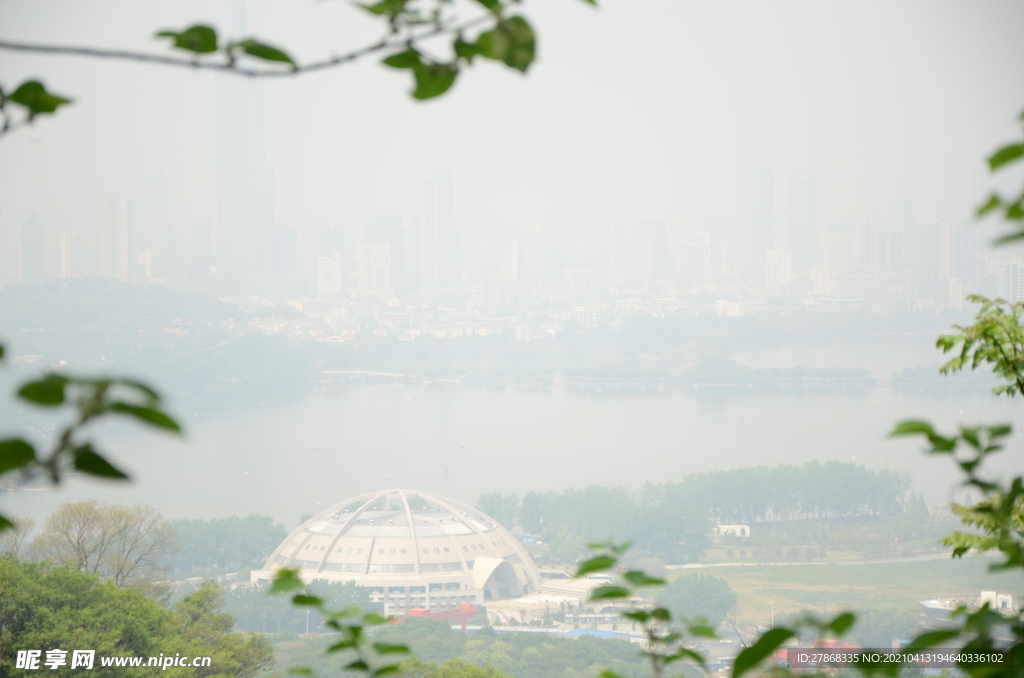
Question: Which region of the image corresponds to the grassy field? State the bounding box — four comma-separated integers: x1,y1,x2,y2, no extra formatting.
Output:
677,556,1024,625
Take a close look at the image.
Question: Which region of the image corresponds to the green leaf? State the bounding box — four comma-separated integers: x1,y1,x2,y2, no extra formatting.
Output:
622,570,666,587
0,344,5,360
372,643,411,655
0,438,36,475
18,375,68,406
901,629,961,653
238,40,295,66
412,63,459,100
292,594,324,606
287,668,313,676
383,49,422,70
478,16,536,73
117,379,161,401
373,666,402,678
589,585,631,600
108,402,182,433
988,143,1024,171
8,81,72,120
732,627,795,678
454,36,484,62
0,515,13,533
270,568,304,594
346,660,371,671
157,25,218,54
73,445,129,480
828,612,856,635
688,625,717,638
889,420,935,437
473,0,501,9
977,194,1003,217
575,555,616,577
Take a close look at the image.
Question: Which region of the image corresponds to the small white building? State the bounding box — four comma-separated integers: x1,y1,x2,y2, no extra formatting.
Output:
714,524,750,538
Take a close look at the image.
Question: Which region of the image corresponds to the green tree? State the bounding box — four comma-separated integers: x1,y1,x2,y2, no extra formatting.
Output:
656,575,736,629
0,557,272,677
30,500,178,592
478,493,520,530
165,514,287,577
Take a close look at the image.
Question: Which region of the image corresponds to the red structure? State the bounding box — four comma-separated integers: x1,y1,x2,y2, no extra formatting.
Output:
404,604,478,634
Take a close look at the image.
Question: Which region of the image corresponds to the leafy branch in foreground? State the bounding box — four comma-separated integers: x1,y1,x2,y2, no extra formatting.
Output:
573,542,856,678
0,341,181,533
938,295,1024,397
0,0,596,136
270,568,410,677
977,109,1024,242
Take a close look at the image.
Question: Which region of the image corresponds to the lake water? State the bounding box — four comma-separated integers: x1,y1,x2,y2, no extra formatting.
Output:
8,381,1021,529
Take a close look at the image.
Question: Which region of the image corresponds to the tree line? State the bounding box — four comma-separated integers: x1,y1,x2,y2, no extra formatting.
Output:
479,462,915,562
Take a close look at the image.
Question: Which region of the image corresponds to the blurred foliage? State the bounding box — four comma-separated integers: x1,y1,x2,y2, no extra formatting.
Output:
222,580,371,634
938,295,1024,397
0,559,273,677
165,514,288,578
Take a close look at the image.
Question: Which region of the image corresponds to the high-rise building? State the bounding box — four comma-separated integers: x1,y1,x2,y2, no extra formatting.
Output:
317,254,345,299
673,235,711,286
366,216,404,291
101,195,132,283
823,217,853,275
358,242,393,296
917,221,944,301
949,223,977,284
422,169,460,288
59,233,76,279
132,176,169,280
216,1,275,294
790,178,818,273
854,215,883,272
998,264,1024,303
764,248,793,292
742,167,774,279
20,215,46,282
565,269,597,304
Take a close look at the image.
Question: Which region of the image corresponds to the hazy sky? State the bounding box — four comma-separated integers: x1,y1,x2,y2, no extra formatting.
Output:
2,0,1024,261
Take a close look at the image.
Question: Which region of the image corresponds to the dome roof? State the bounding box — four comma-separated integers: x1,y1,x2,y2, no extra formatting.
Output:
251,489,542,613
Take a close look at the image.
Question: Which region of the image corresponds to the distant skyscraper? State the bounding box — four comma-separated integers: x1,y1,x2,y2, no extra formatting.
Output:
917,221,944,300
888,199,914,276
422,169,460,288
358,242,393,296
366,216,404,291
60,233,76,279
216,1,275,294
565,269,597,304
317,254,344,299
20,215,46,282
131,176,169,280
764,248,793,292
742,167,774,279
101,195,132,282
949,223,977,283
823,216,853,275
790,178,818,273
854,215,883,272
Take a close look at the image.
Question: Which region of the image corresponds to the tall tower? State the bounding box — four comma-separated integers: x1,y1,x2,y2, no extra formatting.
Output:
216,1,275,295
366,215,404,292
790,177,818,273
422,169,460,288
131,176,169,280
20,215,46,282
101,195,132,283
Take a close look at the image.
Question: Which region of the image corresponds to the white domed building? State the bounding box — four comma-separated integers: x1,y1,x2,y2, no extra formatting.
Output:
251,489,543,615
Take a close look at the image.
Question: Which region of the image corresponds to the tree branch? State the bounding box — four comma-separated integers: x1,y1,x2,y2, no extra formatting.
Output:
0,14,491,78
